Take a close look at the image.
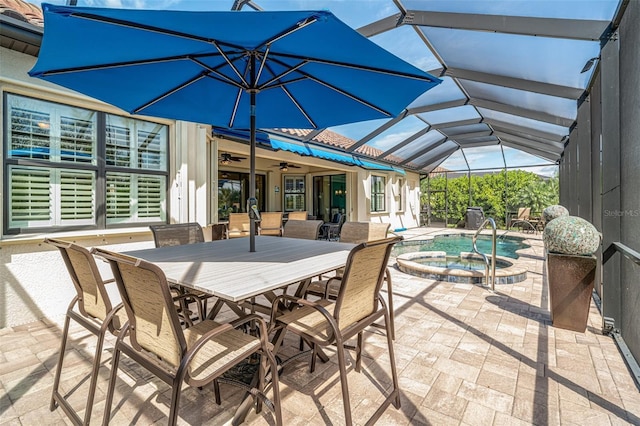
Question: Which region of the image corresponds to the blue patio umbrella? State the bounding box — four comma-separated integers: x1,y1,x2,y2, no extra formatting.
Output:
30,3,441,251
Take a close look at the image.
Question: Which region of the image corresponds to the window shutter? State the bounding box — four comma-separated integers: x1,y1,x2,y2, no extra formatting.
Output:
106,124,131,167
9,166,52,226
9,107,50,159
137,129,163,170
138,175,165,219
60,116,94,163
106,172,132,222
60,170,95,221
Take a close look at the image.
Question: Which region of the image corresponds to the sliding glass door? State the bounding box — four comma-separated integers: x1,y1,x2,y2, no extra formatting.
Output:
313,174,346,222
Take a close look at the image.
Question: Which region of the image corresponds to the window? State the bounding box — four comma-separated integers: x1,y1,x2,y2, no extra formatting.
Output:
371,175,386,212
4,94,168,234
283,175,305,212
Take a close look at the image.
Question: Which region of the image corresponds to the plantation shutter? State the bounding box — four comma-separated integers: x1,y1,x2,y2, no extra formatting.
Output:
138,175,164,219
59,170,95,222
9,166,52,227
106,172,132,223
60,116,95,163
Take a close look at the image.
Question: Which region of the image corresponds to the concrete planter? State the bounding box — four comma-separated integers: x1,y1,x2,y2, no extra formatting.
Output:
547,252,597,332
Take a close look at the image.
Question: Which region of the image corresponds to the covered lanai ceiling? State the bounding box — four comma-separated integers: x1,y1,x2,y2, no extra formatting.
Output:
234,0,625,176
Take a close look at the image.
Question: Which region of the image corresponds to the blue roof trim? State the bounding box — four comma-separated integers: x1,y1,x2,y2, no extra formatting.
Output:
270,138,356,165
270,138,405,174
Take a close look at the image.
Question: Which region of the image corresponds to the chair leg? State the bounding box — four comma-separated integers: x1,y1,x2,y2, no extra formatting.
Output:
384,312,401,410
102,344,122,426
355,332,363,373
310,343,318,373
82,326,108,424
213,379,221,405
168,377,183,426
265,347,283,426
336,341,353,426
385,270,395,341
50,314,70,411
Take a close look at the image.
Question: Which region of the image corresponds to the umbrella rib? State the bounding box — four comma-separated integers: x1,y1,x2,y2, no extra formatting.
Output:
270,51,438,83
132,73,207,114
210,40,249,88
229,88,244,128
190,57,247,90
34,54,218,76
258,61,306,89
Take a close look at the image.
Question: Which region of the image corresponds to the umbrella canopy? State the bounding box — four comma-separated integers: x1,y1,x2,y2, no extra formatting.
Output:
30,3,441,251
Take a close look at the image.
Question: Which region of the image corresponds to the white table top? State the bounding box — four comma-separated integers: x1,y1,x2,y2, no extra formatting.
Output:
123,236,355,302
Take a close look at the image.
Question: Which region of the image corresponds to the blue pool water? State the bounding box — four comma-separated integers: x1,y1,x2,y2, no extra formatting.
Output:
393,234,530,259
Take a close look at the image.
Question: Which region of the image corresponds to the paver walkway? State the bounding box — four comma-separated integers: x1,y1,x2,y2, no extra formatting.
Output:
1,227,639,425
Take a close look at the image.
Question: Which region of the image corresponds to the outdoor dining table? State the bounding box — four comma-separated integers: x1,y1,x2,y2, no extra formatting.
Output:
123,235,355,311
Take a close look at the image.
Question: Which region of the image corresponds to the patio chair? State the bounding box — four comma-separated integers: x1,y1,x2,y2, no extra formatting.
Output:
45,238,128,426
508,207,531,229
287,211,308,221
258,211,284,236
283,219,323,240
269,236,402,425
318,213,345,240
204,223,228,241
150,222,213,320
149,222,205,247
226,212,252,238
305,221,397,339
94,248,282,426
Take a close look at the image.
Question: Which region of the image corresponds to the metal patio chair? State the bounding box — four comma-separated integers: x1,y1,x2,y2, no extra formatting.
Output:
305,222,398,339
283,219,323,240
94,248,282,426
269,236,402,425
258,211,284,236
45,238,128,426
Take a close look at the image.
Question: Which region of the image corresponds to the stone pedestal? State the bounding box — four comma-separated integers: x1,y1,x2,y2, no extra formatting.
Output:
547,252,597,332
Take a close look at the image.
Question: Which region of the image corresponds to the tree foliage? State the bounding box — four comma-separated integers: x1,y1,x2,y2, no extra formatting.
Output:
421,170,559,227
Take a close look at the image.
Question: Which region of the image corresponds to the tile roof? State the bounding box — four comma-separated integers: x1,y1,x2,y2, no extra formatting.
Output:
0,0,43,26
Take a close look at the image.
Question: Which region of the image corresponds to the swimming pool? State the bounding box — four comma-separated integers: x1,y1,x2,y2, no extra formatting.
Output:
392,234,530,259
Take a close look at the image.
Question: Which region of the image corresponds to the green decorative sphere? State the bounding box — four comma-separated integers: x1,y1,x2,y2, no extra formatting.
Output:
543,205,569,223
543,215,600,255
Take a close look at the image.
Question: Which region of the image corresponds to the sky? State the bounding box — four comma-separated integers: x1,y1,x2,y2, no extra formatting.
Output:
37,0,575,177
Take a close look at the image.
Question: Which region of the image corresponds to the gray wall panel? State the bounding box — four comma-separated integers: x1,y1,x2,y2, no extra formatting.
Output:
618,0,640,356
577,100,593,222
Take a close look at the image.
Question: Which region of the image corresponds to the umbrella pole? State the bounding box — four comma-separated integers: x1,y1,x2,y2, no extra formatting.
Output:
249,55,256,252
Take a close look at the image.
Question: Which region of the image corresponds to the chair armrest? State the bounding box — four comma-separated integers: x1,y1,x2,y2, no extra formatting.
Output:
269,294,338,343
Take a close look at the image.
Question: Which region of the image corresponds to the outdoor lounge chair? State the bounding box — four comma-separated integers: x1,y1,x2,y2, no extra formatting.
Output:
258,211,284,236
45,238,128,426
226,212,252,238
269,236,402,425
95,248,282,426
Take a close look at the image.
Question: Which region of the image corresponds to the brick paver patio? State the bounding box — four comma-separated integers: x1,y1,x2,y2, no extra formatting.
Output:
1,228,639,425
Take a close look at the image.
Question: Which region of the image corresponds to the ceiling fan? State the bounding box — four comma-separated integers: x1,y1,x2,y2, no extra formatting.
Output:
273,162,300,172
219,152,246,165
